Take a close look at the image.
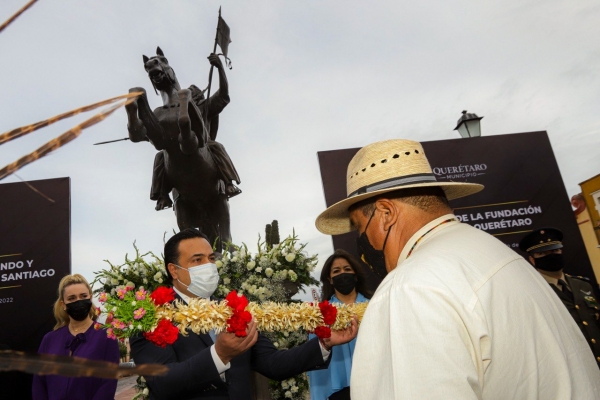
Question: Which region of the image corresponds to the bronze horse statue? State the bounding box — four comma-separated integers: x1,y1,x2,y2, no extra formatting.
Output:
125,47,240,249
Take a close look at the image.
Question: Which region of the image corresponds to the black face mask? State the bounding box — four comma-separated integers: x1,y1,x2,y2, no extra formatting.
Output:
534,253,565,272
65,299,93,321
356,210,393,280
331,273,357,295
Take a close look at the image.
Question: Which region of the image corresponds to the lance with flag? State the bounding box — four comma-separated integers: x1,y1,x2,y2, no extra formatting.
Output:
205,7,232,114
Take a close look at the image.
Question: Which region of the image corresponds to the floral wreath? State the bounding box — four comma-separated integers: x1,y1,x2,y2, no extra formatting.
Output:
95,286,367,347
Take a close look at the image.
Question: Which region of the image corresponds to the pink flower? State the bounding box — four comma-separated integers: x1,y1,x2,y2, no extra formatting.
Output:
94,322,102,330
116,288,127,300
133,307,147,320
106,313,114,324
107,328,116,340
126,285,134,292
111,319,126,329
98,292,108,303
135,289,146,301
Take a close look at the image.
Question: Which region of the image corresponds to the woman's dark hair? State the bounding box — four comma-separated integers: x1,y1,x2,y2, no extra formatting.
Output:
320,249,373,301
164,228,209,285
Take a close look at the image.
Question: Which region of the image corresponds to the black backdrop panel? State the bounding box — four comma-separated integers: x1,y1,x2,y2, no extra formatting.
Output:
317,131,595,290
0,177,71,399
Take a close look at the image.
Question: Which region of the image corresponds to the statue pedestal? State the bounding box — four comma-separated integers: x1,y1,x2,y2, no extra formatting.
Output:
251,371,272,399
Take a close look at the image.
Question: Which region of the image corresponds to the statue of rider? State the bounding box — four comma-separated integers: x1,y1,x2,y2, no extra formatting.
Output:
149,52,241,211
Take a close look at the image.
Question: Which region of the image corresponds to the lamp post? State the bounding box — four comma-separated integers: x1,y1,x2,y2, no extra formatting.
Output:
454,110,483,138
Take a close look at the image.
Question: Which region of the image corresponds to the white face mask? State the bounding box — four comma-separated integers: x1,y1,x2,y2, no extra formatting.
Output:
175,262,219,298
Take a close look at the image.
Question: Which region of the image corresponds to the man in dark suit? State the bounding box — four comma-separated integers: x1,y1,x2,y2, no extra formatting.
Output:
519,227,600,368
131,228,358,399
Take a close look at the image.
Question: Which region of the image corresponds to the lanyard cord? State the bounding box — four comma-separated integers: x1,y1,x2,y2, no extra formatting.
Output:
406,218,456,259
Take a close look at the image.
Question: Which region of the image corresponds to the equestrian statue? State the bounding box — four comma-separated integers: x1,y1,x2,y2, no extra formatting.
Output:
125,47,240,249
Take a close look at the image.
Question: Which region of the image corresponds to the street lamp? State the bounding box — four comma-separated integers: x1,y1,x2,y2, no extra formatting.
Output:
454,110,483,138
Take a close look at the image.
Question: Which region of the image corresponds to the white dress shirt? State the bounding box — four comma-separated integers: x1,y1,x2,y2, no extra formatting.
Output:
351,214,600,399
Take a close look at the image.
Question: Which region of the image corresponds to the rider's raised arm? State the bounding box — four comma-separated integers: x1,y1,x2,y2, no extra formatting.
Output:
206,54,230,120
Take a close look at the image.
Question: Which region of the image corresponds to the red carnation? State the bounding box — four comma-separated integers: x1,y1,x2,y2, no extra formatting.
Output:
144,319,179,348
227,310,252,337
225,291,251,337
318,300,337,326
150,286,176,306
225,290,249,312
314,326,332,339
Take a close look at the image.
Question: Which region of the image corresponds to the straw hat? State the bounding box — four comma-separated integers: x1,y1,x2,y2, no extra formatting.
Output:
315,139,484,235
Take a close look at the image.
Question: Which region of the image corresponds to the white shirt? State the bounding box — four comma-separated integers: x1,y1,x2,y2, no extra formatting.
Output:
351,214,600,400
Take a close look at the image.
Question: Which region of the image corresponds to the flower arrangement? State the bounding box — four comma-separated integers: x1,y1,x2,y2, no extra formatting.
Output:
91,245,168,295
214,232,319,303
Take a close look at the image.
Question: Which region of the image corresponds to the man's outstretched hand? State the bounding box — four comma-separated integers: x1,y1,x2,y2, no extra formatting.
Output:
214,319,258,364
323,317,359,348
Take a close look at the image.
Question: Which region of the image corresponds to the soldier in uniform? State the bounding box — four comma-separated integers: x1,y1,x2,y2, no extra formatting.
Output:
519,227,600,368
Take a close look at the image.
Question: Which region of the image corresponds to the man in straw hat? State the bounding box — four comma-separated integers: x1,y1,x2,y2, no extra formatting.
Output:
316,139,600,399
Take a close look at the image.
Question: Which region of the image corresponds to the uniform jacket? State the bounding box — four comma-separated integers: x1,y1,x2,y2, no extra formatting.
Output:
550,274,600,367
130,295,330,400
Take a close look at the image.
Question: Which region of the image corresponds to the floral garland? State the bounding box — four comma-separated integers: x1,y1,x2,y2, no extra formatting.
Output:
95,287,367,347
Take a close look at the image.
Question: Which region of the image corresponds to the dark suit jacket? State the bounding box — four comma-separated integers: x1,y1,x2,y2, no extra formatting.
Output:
131,297,331,400
549,274,600,368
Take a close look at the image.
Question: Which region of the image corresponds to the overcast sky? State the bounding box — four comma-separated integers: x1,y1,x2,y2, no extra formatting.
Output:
1,0,599,299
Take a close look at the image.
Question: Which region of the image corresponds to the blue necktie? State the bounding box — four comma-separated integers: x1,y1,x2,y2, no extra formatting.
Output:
208,329,216,343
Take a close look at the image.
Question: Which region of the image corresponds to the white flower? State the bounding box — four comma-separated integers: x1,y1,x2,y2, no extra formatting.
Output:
283,331,289,337
289,378,296,384
143,278,148,284
134,271,140,276
110,288,116,295
231,256,238,262
158,278,163,283
131,301,137,306
215,260,223,268
288,271,298,282
112,307,117,312
285,253,296,262
118,275,124,280
255,267,262,273
246,261,256,270
281,381,289,389
126,281,135,288
274,341,279,348
140,376,146,383
285,390,292,398
265,268,273,278
143,388,149,395
223,277,231,285
291,385,298,393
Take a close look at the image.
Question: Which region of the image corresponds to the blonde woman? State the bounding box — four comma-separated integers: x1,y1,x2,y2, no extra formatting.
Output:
32,274,119,400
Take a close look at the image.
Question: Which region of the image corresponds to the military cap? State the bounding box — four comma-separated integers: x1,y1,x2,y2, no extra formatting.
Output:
519,227,564,254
